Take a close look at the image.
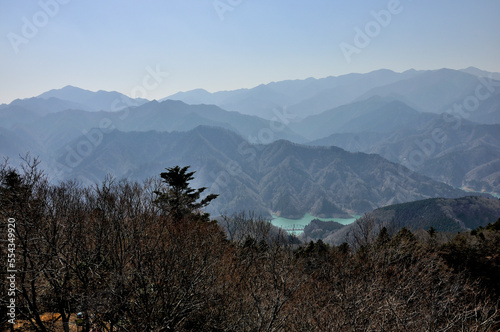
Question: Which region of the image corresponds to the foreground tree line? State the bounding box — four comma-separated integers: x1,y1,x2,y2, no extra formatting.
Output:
1,159,499,331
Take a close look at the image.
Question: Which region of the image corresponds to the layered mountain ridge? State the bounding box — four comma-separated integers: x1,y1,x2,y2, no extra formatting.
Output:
1,67,499,222
52,125,468,218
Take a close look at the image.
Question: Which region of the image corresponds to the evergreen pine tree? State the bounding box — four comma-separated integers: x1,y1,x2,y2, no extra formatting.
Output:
154,166,218,222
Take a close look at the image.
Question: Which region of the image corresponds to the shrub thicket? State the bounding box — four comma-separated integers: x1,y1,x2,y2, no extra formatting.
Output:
1,160,498,331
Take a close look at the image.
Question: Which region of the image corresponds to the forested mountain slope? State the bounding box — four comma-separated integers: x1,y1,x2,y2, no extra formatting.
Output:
53,126,469,218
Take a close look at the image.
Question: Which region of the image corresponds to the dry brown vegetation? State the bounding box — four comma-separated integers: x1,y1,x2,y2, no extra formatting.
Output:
1,159,499,331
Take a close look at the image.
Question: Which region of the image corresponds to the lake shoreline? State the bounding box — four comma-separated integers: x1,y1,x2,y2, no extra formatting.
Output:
270,213,359,235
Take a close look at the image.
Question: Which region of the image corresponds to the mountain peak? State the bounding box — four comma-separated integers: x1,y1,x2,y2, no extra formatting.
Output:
34,85,149,112
459,67,500,79
38,85,95,100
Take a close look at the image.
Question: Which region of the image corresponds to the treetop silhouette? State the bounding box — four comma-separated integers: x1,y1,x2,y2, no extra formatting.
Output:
154,165,218,222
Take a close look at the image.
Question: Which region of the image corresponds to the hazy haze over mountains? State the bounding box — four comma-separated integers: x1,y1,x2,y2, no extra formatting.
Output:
37,85,150,112
164,69,422,119
165,68,500,123
51,126,467,218
2,67,499,222
3,4,500,329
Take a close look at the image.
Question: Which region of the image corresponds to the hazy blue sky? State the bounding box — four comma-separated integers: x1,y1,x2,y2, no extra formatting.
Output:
1,0,499,104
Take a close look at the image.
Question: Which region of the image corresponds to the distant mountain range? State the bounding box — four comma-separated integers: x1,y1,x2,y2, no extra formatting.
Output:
309,108,500,194
50,126,468,218
291,97,434,140
0,85,148,114
164,67,500,122
317,196,500,245
1,67,499,221
164,69,422,119
0,99,305,160
369,196,500,232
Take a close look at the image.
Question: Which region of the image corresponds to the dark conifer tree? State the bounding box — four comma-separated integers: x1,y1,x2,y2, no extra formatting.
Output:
154,166,218,222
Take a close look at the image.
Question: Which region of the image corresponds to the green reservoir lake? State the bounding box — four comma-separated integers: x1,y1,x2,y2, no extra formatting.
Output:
460,187,500,198
270,213,359,236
